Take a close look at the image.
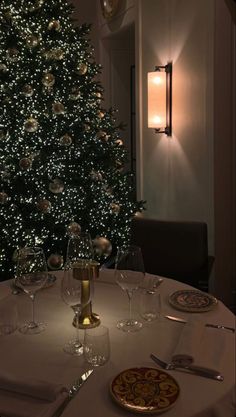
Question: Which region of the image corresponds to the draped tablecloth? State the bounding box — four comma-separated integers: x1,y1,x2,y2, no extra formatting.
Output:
0,269,235,417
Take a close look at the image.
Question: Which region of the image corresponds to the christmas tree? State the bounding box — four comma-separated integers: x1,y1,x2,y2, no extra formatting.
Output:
0,0,144,279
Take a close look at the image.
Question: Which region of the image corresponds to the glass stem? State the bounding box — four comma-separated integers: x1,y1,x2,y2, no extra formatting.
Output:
75,307,81,342
127,290,133,322
30,293,36,324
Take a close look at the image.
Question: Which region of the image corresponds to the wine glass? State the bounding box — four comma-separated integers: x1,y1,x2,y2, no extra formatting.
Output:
15,247,48,335
115,245,145,332
61,262,93,355
66,232,94,264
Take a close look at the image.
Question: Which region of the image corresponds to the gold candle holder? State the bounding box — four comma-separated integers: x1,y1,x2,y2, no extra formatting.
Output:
72,260,100,329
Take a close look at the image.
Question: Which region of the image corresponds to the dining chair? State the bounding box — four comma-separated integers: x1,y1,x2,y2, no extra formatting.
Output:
130,217,214,291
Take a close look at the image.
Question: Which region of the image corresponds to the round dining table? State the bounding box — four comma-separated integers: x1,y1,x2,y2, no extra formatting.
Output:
0,269,235,417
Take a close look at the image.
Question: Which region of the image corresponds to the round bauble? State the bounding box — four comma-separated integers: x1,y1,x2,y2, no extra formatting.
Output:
93,236,112,258
91,170,102,181
37,199,51,213
110,202,120,214
49,178,64,194
77,63,87,75
22,84,34,97
116,139,123,146
67,222,81,236
95,92,102,99
42,72,55,87
47,253,63,270
0,130,6,140
0,191,8,204
69,87,80,100
0,64,7,73
26,35,39,48
97,111,105,119
60,133,72,146
52,48,64,60
52,102,65,115
24,117,38,132
48,20,61,31
6,48,19,61
19,157,32,170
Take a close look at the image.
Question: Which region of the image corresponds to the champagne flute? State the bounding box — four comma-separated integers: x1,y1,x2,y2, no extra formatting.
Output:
15,247,48,335
115,245,145,332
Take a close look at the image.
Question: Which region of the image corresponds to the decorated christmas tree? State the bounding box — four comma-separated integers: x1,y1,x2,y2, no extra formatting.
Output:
0,0,144,279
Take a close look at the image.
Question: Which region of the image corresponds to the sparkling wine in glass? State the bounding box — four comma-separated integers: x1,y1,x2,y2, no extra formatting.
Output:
115,245,145,332
15,247,48,335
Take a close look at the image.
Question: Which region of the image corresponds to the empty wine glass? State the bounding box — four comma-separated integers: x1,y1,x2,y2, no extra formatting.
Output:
115,245,145,332
15,247,48,335
66,232,94,265
61,263,93,355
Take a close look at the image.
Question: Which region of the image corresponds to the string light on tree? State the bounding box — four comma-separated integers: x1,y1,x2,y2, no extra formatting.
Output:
0,0,145,279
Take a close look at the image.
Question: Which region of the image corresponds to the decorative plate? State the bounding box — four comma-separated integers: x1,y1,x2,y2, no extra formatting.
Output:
169,290,217,312
110,367,180,414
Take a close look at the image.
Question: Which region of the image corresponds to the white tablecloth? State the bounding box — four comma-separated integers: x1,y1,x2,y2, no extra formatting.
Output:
0,270,235,417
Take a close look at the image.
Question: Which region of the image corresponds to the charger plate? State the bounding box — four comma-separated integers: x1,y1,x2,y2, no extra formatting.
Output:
169,290,217,312
110,367,179,414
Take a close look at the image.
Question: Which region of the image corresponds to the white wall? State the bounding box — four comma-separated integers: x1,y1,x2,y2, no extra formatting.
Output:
137,0,214,250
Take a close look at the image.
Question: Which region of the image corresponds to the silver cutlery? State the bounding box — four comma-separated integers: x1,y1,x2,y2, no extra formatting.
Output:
165,315,235,333
55,369,94,417
150,354,224,381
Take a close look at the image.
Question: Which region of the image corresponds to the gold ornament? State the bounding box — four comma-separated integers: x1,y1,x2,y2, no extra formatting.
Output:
22,84,34,97
0,192,8,204
77,63,87,75
116,139,123,146
93,236,112,258
60,133,72,146
47,253,63,270
37,199,51,213
97,110,105,119
0,130,6,140
67,222,81,236
69,87,81,100
0,64,7,73
52,102,65,115
19,158,32,170
6,48,19,61
24,117,38,132
48,20,61,31
91,170,102,181
44,48,64,61
49,178,64,194
26,35,39,48
42,72,55,87
95,92,102,99
110,202,120,214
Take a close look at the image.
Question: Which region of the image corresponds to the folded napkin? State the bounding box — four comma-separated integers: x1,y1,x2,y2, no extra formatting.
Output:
171,316,227,368
0,373,68,417
171,317,206,364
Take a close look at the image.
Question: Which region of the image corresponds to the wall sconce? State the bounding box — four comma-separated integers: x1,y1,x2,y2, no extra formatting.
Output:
147,62,172,136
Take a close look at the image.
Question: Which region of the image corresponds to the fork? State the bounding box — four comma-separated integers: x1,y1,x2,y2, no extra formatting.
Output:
150,354,224,381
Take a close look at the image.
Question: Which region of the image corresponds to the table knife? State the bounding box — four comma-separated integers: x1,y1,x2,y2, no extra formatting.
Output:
165,315,235,332
55,369,94,417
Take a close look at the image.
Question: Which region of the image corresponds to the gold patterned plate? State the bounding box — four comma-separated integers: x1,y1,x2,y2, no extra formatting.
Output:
14,274,56,290
110,367,180,414
169,290,217,312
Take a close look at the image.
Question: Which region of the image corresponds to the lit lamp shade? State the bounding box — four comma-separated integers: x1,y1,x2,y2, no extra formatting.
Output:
148,71,166,130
